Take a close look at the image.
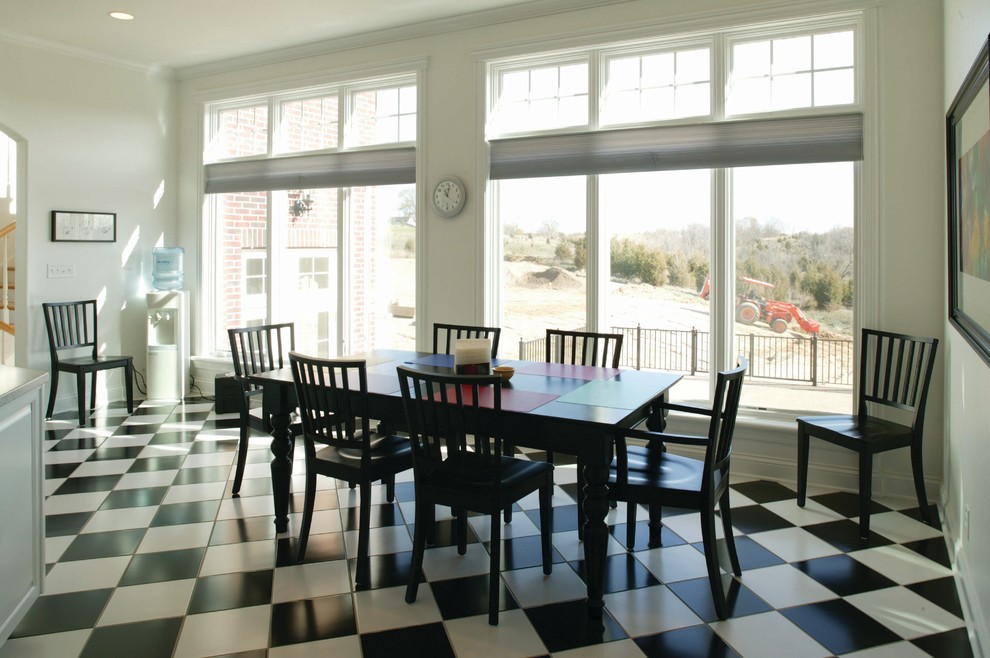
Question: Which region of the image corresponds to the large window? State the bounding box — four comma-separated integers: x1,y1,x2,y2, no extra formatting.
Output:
489,15,861,414
204,75,417,357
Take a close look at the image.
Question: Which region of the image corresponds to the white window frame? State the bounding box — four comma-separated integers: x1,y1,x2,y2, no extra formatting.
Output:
484,9,875,419
201,70,421,357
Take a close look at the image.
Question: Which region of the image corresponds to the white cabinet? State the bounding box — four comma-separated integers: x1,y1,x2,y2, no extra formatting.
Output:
0,367,46,644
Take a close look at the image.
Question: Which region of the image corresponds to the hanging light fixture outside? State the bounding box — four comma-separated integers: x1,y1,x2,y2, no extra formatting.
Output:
290,193,313,219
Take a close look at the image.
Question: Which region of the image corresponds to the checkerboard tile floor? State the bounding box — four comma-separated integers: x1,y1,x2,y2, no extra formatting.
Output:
1,399,976,658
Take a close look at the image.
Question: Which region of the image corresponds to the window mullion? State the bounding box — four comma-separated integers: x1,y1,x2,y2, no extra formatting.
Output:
587,175,602,332
711,168,734,381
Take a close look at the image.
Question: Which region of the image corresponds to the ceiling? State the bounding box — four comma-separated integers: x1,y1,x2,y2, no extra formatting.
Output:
0,0,555,73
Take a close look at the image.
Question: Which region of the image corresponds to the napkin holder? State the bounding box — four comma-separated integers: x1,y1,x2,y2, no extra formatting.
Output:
454,338,492,375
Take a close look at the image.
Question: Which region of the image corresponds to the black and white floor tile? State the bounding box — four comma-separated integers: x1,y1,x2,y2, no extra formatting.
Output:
1,399,976,657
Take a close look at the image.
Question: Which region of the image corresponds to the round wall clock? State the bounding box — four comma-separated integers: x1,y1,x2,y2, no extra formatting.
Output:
432,176,466,218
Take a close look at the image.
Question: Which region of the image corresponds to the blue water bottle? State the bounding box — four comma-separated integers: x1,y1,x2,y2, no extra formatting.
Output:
152,247,184,291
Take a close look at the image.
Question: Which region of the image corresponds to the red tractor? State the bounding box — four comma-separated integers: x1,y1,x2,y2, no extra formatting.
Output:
699,275,820,334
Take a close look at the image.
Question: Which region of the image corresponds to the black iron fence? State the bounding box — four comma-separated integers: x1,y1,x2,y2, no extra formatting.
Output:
519,325,854,386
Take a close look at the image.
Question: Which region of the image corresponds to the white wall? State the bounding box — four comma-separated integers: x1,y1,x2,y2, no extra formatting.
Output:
0,40,178,411
943,0,990,652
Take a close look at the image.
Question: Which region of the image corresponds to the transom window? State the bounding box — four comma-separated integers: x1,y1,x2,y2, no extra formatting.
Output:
601,46,712,124
727,30,855,115
493,60,589,134
349,85,417,146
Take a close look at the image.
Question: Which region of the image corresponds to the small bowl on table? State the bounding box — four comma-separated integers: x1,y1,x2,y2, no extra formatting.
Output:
493,365,515,382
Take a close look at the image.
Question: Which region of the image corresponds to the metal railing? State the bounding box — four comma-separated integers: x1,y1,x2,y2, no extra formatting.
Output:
520,325,853,386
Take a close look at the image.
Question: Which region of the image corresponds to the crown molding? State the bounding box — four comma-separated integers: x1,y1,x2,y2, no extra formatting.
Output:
0,30,174,78
175,0,633,80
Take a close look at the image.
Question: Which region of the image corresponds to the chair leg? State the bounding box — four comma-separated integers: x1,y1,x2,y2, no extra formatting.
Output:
232,408,251,496
719,491,742,576
700,505,728,620
124,363,135,413
426,503,436,547
647,503,663,548
625,500,637,550
859,451,873,540
406,496,428,604
356,481,372,587
89,372,98,414
796,426,809,507
540,478,552,575
911,441,932,524
577,458,586,541
455,509,468,556
296,467,318,562
76,373,87,426
488,510,501,626
503,442,514,524
46,370,59,419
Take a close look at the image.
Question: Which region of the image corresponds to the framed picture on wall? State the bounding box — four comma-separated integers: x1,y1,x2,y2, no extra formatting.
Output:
50,210,116,243
947,34,990,367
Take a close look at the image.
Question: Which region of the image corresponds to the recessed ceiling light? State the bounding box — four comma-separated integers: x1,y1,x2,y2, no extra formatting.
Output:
109,11,134,20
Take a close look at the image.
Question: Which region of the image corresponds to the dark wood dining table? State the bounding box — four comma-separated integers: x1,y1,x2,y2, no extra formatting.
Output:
248,348,681,619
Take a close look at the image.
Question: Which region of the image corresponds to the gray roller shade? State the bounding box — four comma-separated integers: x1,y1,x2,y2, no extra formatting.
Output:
489,112,863,179
205,147,416,194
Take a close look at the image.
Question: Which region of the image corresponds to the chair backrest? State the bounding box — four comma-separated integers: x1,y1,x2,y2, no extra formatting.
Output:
228,323,295,384
703,356,748,491
289,352,372,458
433,323,501,359
858,328,938,432
397,365,503,487
43,300,100,363
545,328,624,368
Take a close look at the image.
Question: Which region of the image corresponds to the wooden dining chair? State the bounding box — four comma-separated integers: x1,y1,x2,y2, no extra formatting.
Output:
609,357,747,619
545,328,624,369
42,300,134,426
432,322,501,359
540,328,624,531
797,329,938,539
227,323,298,496
398,365,553,625
290,353,413,586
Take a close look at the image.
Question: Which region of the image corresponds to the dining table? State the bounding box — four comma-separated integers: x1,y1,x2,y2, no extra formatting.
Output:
248,348,681,619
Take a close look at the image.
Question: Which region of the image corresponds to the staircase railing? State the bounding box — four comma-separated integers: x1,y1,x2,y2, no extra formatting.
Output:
0,221,13,337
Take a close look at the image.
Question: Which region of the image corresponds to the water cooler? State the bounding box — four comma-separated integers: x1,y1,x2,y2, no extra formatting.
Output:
147,290,189,401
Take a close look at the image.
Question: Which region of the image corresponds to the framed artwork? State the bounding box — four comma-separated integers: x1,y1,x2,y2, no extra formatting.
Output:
947,34,990,366
50,211,117,243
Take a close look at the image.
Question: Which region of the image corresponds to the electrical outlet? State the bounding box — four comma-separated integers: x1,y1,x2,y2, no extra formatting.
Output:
47,264,75,278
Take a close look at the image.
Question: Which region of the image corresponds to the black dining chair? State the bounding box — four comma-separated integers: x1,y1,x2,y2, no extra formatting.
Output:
541,328,624,531
797,329,939,539
290,353,413,586
545,328,624,369
42,300,134,426
609,357,747,620
398,365,553,625
227,323,298,496
433,322,501,359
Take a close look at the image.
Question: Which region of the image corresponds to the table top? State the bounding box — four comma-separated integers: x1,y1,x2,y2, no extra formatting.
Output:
249,349,681,431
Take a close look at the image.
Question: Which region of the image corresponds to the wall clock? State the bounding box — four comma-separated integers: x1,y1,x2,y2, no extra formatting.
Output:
432,176,465,218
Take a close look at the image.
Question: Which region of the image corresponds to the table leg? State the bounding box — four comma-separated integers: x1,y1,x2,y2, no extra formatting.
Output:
581,442,610,620
269,409,292,533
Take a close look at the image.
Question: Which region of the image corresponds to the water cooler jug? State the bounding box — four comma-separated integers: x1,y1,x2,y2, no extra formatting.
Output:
147,290,189,400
